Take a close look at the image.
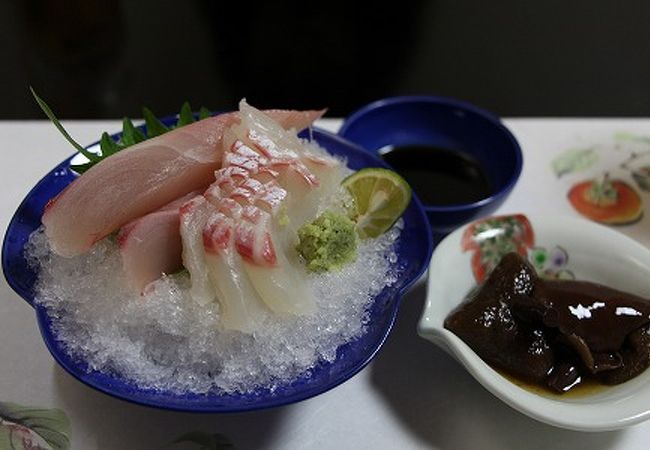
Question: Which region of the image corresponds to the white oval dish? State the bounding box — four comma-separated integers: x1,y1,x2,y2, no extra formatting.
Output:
418,213,650,432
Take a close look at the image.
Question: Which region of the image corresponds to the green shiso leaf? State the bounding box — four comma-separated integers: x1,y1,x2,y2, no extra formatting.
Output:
71,161,93,174
199,106,211,120
142,106,169,137
100,131,122,157
178,101,195,126
121,117,146,146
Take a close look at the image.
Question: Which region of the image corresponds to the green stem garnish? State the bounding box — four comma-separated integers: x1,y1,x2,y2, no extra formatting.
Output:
31,87,212,174
30,86,100,164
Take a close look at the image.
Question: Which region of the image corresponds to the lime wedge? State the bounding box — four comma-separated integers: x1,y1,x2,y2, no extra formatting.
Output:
342,168,412,239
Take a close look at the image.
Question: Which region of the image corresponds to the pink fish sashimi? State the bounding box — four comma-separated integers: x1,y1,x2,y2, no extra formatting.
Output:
43,108,324,257
117,191,201,293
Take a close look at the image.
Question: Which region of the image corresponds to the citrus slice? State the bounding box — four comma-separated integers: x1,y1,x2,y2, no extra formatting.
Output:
342,168,412,239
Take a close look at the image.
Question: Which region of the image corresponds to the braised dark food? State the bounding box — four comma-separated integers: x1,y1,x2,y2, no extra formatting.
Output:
444,252,650,393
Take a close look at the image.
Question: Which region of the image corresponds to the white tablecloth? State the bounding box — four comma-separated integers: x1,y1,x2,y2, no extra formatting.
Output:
2,118,650,449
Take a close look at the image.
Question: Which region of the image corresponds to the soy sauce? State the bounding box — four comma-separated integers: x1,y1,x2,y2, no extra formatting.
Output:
380,145,492,206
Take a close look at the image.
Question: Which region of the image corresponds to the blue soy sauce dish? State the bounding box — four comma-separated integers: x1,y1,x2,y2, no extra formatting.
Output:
339,96,523,235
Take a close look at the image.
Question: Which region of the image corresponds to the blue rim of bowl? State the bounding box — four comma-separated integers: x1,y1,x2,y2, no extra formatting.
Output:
1,119,433,412
339,95,523,213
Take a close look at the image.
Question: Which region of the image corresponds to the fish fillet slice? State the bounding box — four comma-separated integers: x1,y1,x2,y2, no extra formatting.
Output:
206,138,316,316
217,103,325,315
232,101,344,232
203,206,268,332
117,191,200,292
179,196,215,306
241,215,317,315
43,109,324,257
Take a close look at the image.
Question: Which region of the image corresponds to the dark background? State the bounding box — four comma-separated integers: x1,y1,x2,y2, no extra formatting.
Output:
2,0,650,120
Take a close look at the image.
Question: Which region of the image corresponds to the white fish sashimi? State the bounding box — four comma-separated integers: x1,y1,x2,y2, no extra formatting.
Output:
243,234,317,315
204,140,318,317
117,191,200,293
235,204,316,316
232,100,345,229
216,115,325,316
43,109,324,257
202,207,268,333
179,195,215,306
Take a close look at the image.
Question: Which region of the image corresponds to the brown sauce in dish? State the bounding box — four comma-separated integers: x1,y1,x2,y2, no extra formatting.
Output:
444,252,650,394
380,145,492,206
498,370,608,398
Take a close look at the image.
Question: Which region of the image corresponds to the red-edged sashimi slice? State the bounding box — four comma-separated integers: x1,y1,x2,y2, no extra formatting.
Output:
43,108,324,257
236,202,316,316
234,206,278,267
203,209,269,332
179,195,215,306
231,101,344,231
243,226,317,315
117,191,200,293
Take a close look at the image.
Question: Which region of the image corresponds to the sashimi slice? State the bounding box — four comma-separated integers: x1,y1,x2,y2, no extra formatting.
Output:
203,211,269,332
117,191,200,293
43,108,324,257
204,165,314,316
235,206,316,315
232,101,344,229
237,101,306,160
253,181,287,215
244,249,316,315
234,206,278,267
179,195,215,306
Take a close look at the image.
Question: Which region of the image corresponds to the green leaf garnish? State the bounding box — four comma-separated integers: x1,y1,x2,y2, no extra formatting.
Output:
71,162,94,174
121,117,146,146
142,106,169,137
178,101,195,126
100,131,123,157
199,106,211,120
31,87,212,174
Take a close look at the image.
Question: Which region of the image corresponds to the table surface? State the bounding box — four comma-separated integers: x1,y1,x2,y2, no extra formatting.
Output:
3,118,650,449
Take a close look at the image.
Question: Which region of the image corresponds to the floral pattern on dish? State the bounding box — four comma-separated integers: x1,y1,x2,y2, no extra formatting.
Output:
461,214,534,282
551,133,650,226
529,246,575,280
461,214,574,282
0,401,70,450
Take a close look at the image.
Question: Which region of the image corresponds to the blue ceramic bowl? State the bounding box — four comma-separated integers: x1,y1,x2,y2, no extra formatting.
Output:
2,118,432,412
339,95,523,234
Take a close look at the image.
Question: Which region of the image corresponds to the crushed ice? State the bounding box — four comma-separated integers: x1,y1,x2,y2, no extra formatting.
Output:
26,220,403,394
